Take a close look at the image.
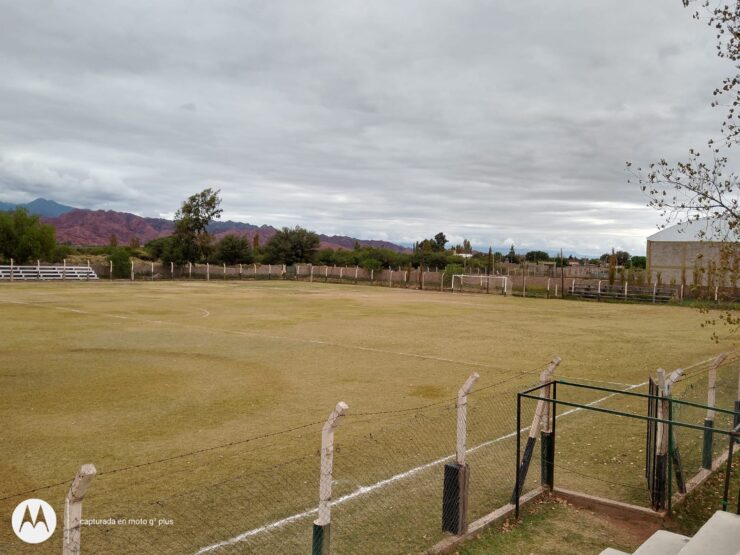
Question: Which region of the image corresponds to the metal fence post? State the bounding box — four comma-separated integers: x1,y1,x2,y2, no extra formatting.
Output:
442,372,479,535
63,464,96,555
313,401,348,555
512,357,561,504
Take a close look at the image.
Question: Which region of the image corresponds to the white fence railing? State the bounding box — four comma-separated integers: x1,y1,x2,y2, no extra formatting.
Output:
0,264,98,281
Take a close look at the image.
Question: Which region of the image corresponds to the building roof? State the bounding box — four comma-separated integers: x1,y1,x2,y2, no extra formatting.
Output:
647,218,737,242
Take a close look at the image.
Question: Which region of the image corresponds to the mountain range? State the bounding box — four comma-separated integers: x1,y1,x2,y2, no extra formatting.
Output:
0,198,408,252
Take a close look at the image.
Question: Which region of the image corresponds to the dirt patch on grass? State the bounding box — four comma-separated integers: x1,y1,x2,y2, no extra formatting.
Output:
459,497,658,554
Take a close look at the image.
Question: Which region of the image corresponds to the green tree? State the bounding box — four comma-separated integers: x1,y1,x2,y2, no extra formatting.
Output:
525,250,550,262
171,188,223,263
434,232,448,251
615,250,631,266
487,247,494,274
145,236,173,260
359,257,382,271
608,249,617,286
630,256,647,269
507,244,517,263
108,247,131,279
0,208,56,264
264,226,320,264
215,235,253,265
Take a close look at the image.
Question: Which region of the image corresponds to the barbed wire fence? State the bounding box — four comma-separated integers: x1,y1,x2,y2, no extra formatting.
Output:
1,354,738,554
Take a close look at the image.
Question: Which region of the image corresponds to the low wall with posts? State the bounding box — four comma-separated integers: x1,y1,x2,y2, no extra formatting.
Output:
7,352,737,554
3,261,737,305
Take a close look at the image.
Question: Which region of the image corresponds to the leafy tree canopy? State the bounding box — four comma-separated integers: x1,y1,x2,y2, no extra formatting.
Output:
215,234,253,265
264,226,320,265
0,208,56,264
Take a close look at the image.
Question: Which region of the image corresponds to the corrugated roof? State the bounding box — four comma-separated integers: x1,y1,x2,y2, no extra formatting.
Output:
647,218,736,242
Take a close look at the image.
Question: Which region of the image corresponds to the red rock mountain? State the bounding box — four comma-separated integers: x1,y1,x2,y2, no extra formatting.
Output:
44,209,408,252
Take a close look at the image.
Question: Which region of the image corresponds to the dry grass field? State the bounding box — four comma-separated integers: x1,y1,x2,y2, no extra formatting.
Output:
0,280,736,553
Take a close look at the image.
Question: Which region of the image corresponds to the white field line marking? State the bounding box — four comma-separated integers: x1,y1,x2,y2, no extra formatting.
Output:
197,308,210,318
192,381,647,554
561,376,635,387
0,298,509,370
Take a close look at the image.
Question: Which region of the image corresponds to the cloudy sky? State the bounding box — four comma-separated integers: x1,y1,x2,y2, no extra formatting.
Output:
0,1,731,254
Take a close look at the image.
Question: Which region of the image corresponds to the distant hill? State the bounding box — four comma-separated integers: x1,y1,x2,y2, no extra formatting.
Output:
37,207,409,252
0,198,76,217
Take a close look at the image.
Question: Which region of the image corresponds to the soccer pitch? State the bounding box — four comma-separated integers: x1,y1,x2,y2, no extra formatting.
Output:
0,281,734,553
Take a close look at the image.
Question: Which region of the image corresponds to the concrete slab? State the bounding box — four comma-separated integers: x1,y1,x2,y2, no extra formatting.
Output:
632,530,689,555
679,511,740,555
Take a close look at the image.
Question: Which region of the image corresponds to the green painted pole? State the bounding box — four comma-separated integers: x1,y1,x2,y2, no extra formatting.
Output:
703,418,714,470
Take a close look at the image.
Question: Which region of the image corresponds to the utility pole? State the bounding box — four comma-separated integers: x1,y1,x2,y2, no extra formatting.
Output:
560,248,565,298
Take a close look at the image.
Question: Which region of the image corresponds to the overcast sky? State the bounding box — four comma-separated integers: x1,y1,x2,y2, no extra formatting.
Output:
0,1,731,254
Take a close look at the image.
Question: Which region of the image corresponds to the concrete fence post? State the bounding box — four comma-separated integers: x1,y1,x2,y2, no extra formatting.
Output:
547,278,550,298
130,260,134,281
63,259,67,281
10,258,13,282
370,269,374,283
223,263,226,279
624,281,628,300
189,262,192,279
268,264,272,279
171,262,174,279
109,260,113,280
310,265,314,282
339,267,343,281
85,260,90,282
653,283,657,303
151,262,154,280
443,372,479,535
239,264,243,280
703,353,727,469
511,357,561,503
523,276,527,297
207,263,210,281
313,401,349,555
63,463,96,555
389,270,393,288
655,368,670,507
37,259,41,280
354,266,358,284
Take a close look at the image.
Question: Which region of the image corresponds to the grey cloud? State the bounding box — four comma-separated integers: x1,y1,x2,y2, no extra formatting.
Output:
0,0,731,254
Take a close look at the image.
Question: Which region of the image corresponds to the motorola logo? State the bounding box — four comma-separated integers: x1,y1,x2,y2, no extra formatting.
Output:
12,498,57,544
